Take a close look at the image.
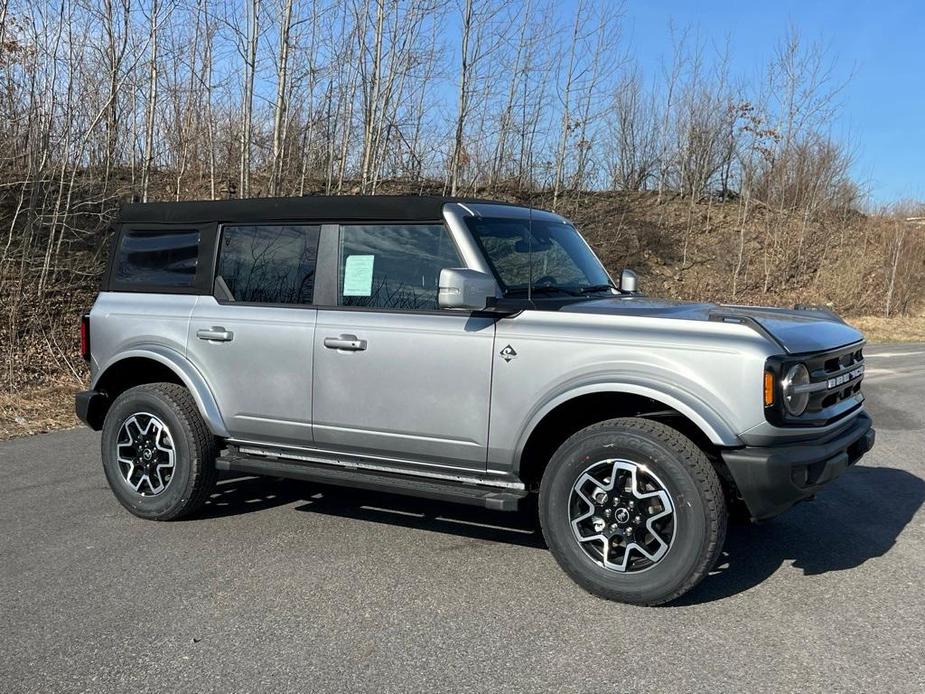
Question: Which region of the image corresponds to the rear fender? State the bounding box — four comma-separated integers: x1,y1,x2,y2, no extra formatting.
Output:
93,346,229,437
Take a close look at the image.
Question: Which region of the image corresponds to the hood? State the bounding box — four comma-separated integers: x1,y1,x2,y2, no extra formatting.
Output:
558,296,864,355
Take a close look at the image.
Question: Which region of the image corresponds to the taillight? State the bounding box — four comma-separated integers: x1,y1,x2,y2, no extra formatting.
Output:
80,314,90,361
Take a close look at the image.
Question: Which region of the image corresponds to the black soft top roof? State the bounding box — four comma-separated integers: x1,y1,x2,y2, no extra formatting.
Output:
118,195,518,225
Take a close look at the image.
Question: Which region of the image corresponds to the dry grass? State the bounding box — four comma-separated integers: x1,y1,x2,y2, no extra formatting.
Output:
0,382,81,441
847,315,925,343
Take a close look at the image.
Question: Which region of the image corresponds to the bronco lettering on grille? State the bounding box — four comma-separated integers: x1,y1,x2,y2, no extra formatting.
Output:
827,365,864,390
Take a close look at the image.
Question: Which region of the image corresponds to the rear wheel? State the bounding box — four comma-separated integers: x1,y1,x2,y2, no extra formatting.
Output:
101,383,217,521
539,418,726,605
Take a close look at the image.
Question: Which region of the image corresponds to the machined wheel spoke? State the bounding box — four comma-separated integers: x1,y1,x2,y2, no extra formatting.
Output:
154,435,173,454
127,415,146,439
575,529,605,543
147,475,164,494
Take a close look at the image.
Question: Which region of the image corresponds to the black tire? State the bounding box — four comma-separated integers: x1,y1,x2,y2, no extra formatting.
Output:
101,383,218,521
539,418,726,605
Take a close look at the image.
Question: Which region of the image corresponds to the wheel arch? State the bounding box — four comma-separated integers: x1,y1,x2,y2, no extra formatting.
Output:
514,384,740,491
91,347,229,437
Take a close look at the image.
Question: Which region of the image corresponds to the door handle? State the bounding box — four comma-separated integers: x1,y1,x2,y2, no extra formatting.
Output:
197,327,234,342
323,334,367,351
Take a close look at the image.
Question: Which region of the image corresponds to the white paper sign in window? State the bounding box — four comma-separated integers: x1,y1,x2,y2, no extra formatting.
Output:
343,254,375,296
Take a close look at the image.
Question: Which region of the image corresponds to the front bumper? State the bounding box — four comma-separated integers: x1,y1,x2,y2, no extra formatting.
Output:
75,389,107,430
722,411,875,521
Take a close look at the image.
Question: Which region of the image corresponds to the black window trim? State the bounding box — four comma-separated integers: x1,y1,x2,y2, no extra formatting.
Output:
105,222,217,295
210,221,326,308
105,217,483,318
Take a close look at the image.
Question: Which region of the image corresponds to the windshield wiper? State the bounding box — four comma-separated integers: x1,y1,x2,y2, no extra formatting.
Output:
579,284,617,294
505,286,580,297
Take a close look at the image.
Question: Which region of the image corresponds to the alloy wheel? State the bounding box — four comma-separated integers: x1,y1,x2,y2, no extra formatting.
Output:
115,412,176,496
569,458,675,573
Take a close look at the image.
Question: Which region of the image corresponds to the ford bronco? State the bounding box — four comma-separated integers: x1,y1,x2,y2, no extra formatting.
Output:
76,196,875,605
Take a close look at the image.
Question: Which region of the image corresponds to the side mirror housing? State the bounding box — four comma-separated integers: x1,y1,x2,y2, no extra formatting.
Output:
620,268,639,293
438,268,498,310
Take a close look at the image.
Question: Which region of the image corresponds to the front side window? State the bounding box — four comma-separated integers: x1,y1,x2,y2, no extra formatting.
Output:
465,217,612,296
115,230,200,287
216,225,320,304
337,224,462,310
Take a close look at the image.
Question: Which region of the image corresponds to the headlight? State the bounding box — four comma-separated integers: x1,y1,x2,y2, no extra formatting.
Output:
782,364,810,416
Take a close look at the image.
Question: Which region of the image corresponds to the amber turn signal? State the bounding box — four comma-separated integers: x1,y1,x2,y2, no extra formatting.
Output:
764,371,775,407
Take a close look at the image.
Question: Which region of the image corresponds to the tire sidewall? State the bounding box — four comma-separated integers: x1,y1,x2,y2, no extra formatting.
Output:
101,387,198,519
540,424,714,604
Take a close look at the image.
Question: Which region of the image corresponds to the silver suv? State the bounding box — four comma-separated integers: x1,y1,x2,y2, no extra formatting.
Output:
76,196,875,605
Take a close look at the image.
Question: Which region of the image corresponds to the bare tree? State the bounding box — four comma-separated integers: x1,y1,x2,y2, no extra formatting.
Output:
356,0,384,193
449,0,473,196
140,0,160,201
269,0,294,196
608,66,659,191
570,3,621,194
551,0,583,208
240,0,261,197
99,0,132,186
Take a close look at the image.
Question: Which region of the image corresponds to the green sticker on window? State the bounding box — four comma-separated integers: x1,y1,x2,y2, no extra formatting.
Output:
343,254,375,296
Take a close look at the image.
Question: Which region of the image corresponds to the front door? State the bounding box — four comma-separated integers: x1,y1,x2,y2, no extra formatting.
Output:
187,223,321,446
311,223,495,472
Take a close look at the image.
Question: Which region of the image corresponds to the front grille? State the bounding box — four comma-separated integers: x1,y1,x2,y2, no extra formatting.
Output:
805,345,865,414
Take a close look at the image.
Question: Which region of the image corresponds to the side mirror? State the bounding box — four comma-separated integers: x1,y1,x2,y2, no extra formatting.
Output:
620,268,639,293
438,268,497,310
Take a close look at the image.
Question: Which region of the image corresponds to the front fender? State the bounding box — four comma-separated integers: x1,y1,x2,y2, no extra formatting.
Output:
93,345,229,438
507,377,744,477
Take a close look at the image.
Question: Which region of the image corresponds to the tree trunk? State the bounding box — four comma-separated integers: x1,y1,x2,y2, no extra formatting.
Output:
552,0,583,209
270,0,294,196
240,0,261,198
141,0,159,202
359,0,384,193
449,0,473,197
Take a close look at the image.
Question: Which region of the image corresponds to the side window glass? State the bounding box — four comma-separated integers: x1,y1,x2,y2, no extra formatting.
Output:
216,225,321,304
337,224,462,310
116,230,200,287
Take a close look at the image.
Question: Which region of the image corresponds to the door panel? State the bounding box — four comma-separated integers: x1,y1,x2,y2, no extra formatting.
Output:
187,223,321,445
187,300,316,445
312,310,495,471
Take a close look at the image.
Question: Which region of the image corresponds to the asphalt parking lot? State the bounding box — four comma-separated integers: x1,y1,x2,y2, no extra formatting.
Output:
2,343,923,692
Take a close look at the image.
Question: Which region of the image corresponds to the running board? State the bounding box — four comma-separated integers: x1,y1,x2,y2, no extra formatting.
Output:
217,454,529,511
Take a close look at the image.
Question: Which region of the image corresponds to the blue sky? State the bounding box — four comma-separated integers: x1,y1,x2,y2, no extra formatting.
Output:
608,0,924,204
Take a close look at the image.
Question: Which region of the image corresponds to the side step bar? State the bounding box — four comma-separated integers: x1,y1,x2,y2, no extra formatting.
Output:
217,454,529,511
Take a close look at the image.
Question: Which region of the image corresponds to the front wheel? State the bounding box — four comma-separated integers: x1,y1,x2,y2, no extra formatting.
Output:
100,383,218,521
539,418,726,605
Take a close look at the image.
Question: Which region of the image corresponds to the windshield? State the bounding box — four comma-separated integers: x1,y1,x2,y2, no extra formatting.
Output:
465,216,612,296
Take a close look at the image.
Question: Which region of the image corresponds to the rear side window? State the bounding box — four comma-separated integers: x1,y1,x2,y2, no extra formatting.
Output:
115,230,200,287
216,225,321,304
337,224,462,311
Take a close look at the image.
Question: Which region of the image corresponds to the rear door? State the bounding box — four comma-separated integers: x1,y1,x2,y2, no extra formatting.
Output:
311,223,496,472
187,224,321,446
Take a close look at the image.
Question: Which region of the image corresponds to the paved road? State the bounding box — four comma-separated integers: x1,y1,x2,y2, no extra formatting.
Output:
2,344,924,693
